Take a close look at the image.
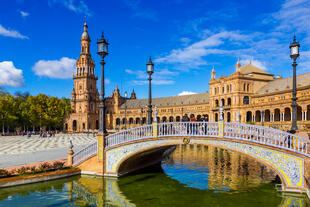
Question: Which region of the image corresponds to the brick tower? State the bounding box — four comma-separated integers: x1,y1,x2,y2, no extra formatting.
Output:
66,20,99,131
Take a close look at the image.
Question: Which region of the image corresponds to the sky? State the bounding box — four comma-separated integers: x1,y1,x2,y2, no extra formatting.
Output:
0,0,310,99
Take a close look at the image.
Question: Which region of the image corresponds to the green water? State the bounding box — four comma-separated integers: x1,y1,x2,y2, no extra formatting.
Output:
0,144,309,207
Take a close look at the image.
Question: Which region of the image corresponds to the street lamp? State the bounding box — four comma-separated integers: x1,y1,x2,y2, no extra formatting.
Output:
289,35,300,133
146,57,154,125
124,91,127,129
97,32,109,134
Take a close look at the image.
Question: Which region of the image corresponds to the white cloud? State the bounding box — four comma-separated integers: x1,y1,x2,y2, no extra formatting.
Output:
50,0,92,16
126,68,177,85
178,91,197,96
0,61,24,87
32,57,75,79
105,78,111,84
0,25,28,39
240,58,267,71
20,11,29,17
155,31,252,67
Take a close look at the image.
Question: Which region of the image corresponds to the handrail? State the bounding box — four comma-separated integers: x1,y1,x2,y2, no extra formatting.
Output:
74,122,309,165
105,122,309,156
72,142,97,166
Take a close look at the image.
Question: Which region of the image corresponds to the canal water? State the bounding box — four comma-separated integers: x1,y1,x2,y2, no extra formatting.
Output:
0,144,309,207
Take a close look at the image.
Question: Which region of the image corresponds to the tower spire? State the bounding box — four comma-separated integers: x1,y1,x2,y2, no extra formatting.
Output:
235,57,241,72
211,65,216,80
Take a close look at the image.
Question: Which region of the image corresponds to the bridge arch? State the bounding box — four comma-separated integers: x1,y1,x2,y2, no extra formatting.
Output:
105,137,304,191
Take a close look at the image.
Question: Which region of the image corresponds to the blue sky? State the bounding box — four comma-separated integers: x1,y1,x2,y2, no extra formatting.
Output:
0,0,310,98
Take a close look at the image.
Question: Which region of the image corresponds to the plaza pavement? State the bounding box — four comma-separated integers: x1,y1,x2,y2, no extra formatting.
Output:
0,134,97,168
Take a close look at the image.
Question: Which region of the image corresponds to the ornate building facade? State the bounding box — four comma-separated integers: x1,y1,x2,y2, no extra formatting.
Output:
64,23,310,132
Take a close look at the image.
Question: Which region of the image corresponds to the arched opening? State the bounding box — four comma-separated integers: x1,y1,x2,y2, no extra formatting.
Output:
73,120,77,131
215,113,218,122
162,117,167,123
197,115,201,121
243,83,246,91
215,100,219,107
284,107,291,121
255,110,261,122
142,117,146,124
96,120,99,129
116,118,120,126
227,98,231,106
246,111,252,122
176,116,181,122
221,99,225,106
122,118,126,125
82,123,85,130
274,109,280,122
136,118,141,125
129,118,134,125
297,106,302,121
307,105,310,120
65,123,68,131
157,117,160,123
227,112,231,122
169,116,174,122
265,110,270,122
247,84,250,92
243,96,250,105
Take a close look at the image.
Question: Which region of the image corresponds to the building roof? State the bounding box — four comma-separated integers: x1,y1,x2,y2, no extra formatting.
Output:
257,72,310,94
240,62,272,75
120,92,209,109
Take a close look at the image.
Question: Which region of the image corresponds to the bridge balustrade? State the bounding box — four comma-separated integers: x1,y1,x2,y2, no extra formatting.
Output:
72,122,309,166
72,142,97,166
105,122,309,156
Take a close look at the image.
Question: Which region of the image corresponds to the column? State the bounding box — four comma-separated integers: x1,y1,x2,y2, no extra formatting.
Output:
291,112,293,121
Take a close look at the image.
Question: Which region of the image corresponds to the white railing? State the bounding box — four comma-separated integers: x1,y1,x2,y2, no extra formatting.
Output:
72,142,97,166
105,122,309,156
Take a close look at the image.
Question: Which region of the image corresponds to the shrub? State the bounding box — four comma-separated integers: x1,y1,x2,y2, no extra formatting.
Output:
0,169,10,178
17,167,26,175
30,166,36,174
38,163,51,172
53,162,65,170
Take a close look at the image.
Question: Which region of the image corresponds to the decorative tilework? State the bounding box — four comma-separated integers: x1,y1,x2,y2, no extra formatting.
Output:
105,139,304,188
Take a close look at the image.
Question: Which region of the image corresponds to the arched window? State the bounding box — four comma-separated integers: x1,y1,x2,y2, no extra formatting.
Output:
243,83,246,91
227,98,231,106
221,99,225,106
227,112,231,122
215,113,218,122
243,96,250,105
215,100,219,107
247,84,250,92
222,87,224,93
226,85,229,93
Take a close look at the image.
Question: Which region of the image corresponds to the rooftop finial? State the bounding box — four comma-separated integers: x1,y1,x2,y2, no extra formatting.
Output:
293,33,296,42
84,15,87,24
212,65,215,72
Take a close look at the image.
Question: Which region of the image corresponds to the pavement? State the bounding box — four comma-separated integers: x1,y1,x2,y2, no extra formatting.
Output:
0,134,97,168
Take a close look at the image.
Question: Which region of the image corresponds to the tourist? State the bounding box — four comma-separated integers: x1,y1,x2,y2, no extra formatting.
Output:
190,114,197,134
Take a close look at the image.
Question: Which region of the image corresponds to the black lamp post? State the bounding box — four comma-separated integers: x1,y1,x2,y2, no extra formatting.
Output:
97,32,109,134
261,109,264,126
289,35,300,133
140,107,143,125
146,57,154,125
124,91,127,129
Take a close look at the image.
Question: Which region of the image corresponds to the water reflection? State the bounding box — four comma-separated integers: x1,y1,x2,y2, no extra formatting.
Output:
0,144,309,207
163,144,278,191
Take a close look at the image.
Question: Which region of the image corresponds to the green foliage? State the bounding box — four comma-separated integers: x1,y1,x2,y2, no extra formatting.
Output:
38,163,52,172
0,169,10,178
53,161,65,170
0,91,71,133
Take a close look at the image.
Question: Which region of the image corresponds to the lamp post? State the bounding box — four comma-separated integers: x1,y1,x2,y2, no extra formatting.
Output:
97,32,109,134
140,107,143,125
124,91,127,129
261,109,264,126
146,57,154,125
289,35,300,133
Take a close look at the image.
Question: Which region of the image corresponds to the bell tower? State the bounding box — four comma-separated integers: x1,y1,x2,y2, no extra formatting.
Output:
70,20,99,131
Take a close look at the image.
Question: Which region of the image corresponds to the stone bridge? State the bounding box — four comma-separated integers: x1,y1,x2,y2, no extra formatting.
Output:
71,121,310,193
